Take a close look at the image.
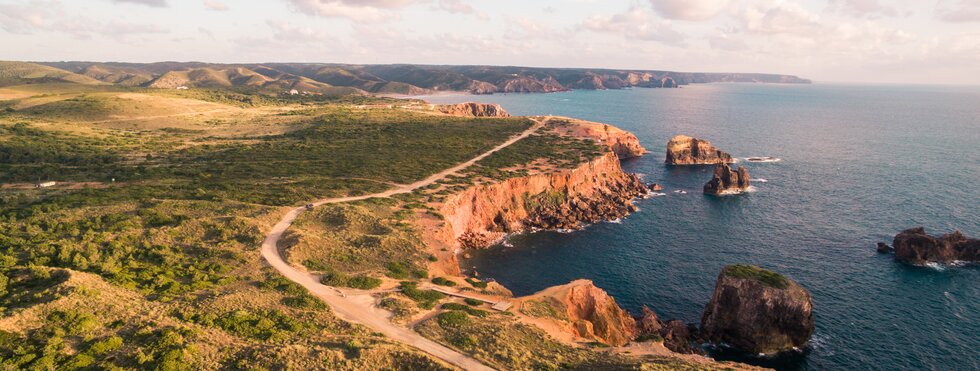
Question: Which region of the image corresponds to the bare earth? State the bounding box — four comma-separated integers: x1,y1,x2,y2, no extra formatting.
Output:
260,118,546,370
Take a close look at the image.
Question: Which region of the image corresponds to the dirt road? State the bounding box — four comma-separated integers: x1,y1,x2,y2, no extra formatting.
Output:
260,118,545,370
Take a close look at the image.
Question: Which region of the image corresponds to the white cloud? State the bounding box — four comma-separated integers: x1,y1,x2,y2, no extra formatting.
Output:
112,0,167,7
738,1,822,35
649,0,729,21
0,0,167,38
204,0,228,11
285,0,415,22
936,0,980,22
582,6,686,45
266,20,332,43
827,0,897,18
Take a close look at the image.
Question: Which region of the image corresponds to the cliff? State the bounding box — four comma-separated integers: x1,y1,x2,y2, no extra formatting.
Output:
519,279,637,346
553,118,646,159
700,265,814,355
435,102,510,117
892,227,979,264
703,163,750,195
437,152,647,249
665,135,733,165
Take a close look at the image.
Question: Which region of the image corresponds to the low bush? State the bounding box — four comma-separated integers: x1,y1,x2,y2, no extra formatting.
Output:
431,277,456,287
399,281,445,309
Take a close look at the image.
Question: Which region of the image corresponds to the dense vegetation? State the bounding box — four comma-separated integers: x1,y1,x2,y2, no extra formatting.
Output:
724,264,790,289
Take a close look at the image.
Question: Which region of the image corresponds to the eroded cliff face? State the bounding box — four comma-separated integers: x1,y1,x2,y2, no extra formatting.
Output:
665,135,733,165
435,102,510,117
521,279,637,347
892,227,979,264
700,265,814,355
437,152,647,249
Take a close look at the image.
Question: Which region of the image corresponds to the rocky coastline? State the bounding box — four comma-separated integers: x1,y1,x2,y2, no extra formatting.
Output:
434,102,510,117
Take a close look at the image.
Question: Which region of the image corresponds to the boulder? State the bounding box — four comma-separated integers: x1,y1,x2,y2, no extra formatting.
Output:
892,227,980,264
700,265,814,355
703,163,751,195
648,183,664,192
665,135,733,165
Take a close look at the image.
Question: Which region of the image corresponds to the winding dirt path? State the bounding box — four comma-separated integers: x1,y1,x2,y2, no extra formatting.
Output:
260,118,545,370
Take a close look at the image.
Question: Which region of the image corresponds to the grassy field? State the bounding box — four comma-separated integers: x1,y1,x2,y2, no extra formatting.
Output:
0,81,538,369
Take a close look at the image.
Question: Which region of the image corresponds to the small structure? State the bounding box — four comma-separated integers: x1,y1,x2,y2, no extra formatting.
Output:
175,86,189,90
491,301,513,311
289,89,299,95
35,181,56,188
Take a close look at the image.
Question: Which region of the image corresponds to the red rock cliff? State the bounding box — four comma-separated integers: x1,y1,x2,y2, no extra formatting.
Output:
520,279,638,347
435,102,510,117
437,151,647,249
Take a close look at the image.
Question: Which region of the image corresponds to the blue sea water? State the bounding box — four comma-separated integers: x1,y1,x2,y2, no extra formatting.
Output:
422,84,980,370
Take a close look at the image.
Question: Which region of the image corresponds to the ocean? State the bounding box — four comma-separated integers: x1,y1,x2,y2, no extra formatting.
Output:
421,84,980,370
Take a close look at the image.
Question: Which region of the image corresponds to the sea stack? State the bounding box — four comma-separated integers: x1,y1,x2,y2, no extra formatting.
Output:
665,135,733,165
892,227,979,264
700,265,814,355
703,163,751,195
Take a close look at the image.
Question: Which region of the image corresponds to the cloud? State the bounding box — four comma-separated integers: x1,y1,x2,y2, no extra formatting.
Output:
827,0,897,18
266,20,332,43
709,29,749,51
0,0,167,38
648,0,729,21
204,0,228,11
738,1,822,35
936,0,980,22
285,0,415,22
581,6,686,45
112,0,167,7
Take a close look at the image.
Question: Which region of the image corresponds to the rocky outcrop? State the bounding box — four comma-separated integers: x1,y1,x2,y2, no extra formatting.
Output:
637,306,662,336
703,163,751,195
435,102,510,117
522,279,637,346
892,227,980,264
660,320,701,354
439,152,648,249
700,265,814,355
665,135,733,165
876,242,893,253
554,118,646,159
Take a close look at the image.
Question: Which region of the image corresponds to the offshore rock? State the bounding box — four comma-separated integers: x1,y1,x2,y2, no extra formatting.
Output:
700,265,814,355
665,135,733,165
892,227,980,264
703,163,751,195
876,242,893,253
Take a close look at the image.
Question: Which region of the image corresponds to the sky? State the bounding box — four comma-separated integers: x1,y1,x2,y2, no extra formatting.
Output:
1,0,979,84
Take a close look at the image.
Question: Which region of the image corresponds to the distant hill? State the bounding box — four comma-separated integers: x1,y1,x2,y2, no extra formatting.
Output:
0,61,105,87
31,61,811,95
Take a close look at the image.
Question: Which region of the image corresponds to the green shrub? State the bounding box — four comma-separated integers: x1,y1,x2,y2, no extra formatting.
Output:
441,303,490,317
436,311,470,329
281,294,327,310
465,278,488,289
399,281,445,309
431,277,456,287
464,298,483,306
346,275,382,290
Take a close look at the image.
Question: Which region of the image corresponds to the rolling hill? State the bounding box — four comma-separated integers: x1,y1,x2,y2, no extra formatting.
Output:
19,61,811,95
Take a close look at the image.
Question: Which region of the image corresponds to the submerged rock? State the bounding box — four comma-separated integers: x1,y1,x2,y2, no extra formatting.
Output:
648,183,663,192
892,227,979,264
876,242,893,253
700,265,814,355
665,135,733,165
703,163,751,195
